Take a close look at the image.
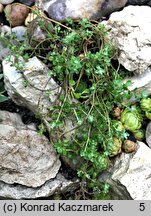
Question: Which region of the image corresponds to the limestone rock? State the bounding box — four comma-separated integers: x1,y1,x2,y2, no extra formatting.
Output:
0,110,61,187
0,173,79,199
2,56,61,116
146,122,151,148
101,142,151,200
103,6,151,74
4,4,29,27
38,0,127,22
124,68,151,101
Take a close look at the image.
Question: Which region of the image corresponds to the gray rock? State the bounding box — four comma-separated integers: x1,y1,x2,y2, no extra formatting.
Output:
100,142,151,200
128,0,151,6
103,6,151,74
0,110,61,187
146,122,151,148
38,0,127,22
0,0,14,4
18,0,35,6
27,18,52,47
0,173,79,199
12,26,27,42
0,25,27,61
123,68,151,101
0,25,11,61
2,56,61,116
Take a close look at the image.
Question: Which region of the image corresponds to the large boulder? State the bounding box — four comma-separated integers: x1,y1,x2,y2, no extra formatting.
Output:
100,142,151,199
38,0,128,21
103,6,151,74
0,110,61,187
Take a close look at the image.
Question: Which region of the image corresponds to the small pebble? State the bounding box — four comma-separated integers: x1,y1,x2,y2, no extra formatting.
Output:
4,4,30,27
25,12,37,26
0,0,14,4
18,0,35,6
0,4,4,13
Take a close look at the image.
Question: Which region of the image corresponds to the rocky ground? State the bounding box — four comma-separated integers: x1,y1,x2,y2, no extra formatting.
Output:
0,0,151,200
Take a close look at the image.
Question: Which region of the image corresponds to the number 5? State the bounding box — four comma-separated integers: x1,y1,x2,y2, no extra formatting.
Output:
139,203,145,211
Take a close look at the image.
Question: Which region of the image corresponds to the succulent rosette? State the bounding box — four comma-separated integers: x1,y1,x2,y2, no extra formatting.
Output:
107,137,122,157
145,111,151,120
140,98,151,112
122,140,137,153
120,107,142,133
112,120,124,132
133,129,145,140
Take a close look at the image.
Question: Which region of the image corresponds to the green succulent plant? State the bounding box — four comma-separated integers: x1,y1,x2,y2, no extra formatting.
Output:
140,98,151,112
133,129,145,140
120,107,142,133
145,111,151,120
107,137,122,157
112,120,124,132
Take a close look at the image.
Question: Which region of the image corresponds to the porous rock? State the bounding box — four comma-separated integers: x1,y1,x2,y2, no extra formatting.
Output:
103,6,151,74
124,68,151,101
0,110,61,187
100,142,151,199
2,56,61,116
0,173,79,199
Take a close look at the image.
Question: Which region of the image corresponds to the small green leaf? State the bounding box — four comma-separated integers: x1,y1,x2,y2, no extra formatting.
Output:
69,79,76,86
0,74,3,80
0,94,8,103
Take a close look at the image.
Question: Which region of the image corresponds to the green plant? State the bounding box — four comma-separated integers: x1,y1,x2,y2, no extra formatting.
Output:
120,106,142,132
1,13,141,199
0,73,8,103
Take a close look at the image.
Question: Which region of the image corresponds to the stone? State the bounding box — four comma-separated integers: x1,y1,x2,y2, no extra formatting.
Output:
0,4,4,13
2,56,61,116
38,0,127,22
0,110,61,187
128,0,151,6
27,18,52,46
103,6,151,74
25,12,37,26
4,4,30,27
0,25,11,61
0,0,14,4
12,26,27,42
0,173,79,199
146,122,151,148
100,142,151,199
18,0,35,6
123,68,151,102
0,25,27,61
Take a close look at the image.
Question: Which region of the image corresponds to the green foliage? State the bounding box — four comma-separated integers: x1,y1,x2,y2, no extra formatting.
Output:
0,73,8,103
2,15,145,199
